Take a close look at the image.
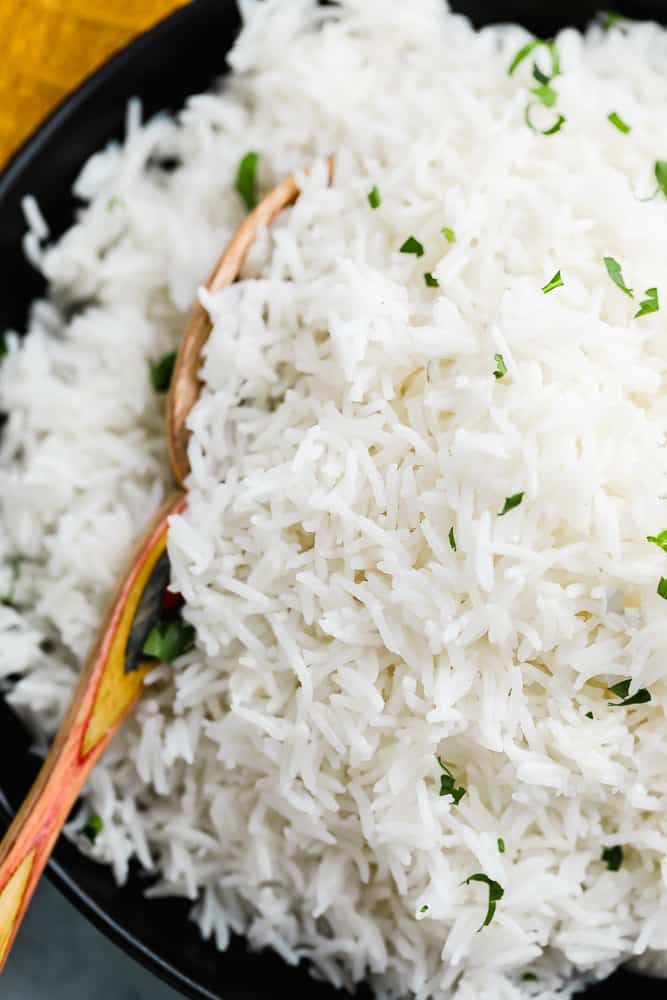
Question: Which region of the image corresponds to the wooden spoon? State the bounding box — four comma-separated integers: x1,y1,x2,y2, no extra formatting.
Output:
0,492,184,969
168,171,303,486
0,166,314,971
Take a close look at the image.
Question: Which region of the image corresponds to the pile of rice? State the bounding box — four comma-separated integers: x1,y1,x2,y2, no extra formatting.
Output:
3,1,667,996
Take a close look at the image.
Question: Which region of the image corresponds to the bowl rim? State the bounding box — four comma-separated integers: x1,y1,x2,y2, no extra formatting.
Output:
0,0,212,204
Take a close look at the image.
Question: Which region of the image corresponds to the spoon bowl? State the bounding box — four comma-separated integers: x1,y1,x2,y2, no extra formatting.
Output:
0,493,184,969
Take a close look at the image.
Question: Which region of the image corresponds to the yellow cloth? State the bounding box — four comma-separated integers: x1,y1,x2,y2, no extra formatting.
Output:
0,0,187,167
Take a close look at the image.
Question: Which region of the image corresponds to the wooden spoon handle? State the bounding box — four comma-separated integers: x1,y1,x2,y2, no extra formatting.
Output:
0,490,185,972
167,158,334,487
167,173,301,486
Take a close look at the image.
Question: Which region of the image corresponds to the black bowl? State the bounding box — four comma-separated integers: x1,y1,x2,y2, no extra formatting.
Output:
1,1,666,997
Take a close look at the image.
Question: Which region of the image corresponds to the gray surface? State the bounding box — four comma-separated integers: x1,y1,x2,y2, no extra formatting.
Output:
4,877,181,999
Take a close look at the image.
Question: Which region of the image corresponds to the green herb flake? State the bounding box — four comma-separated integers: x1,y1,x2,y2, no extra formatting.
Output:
497,838,506,853
436,755,466,805
0,333,7,361
235,151,260,212
604,256,634,298
543,112,566,135
508,37,560,79
531,83,558,108
143,619,196,662
602,845,624,871
462,873,504,928
522,972,538,982
442,226,456,243
647,530,667,552
608,111,631,134
493,353,508,379
542,270,564,294
599,10,623,30
448,526,457,552
400,236,425,257
532,63,550,86
524,105,566,136
585,711,594,719
149,352,177,393
368,185,381,209
635,287,659,319
656,161,667,199
658,577,667,600
608,678,652,707
499,492,524,516
546,40,561,77
107,195,123,210
420,904,429,913
1,556,21,607
82,815,103,844
424,272,440,288
508,38,544,76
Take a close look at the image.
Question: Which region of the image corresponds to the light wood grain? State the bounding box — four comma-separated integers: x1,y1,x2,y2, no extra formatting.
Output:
0,491,185,972
168,160,335,485
167,173,303,484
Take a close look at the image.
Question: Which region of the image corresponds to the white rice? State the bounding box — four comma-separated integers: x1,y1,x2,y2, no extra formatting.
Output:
3,1,667,996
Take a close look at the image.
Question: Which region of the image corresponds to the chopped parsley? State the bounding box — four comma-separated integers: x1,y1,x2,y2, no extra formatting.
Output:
424,272,439,288
436,756,466,805
442,226,456,243
542,270,564,294
448,526,457,552
462,873,504,928
531,82,558,108
235,151,260,212
599,10,624,30
643,162,667,201
493,353,507,379
522,972,538,982
1,557,21,607
532,63,550,86
143,619,195,662
585,711,594,719
524,105,566,136
608,678,651,706
497,838,506,853
0,333,7,361
368,185,381,209
510,39,563,136
546,40,561,77
542,113,566,135
499,492,524,516
149,352,176,393
400,236,424,257
656,161,667,199
508,38,544,76
635,287,659,318
82,815,103,844
508,38,559,79
608,111,630,134
604,256,633,298
647,530,667,552
658,577,667,600
420,904,429,913
602,845,623,871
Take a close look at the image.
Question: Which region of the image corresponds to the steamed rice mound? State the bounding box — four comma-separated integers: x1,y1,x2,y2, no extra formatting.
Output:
3,2,667,997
